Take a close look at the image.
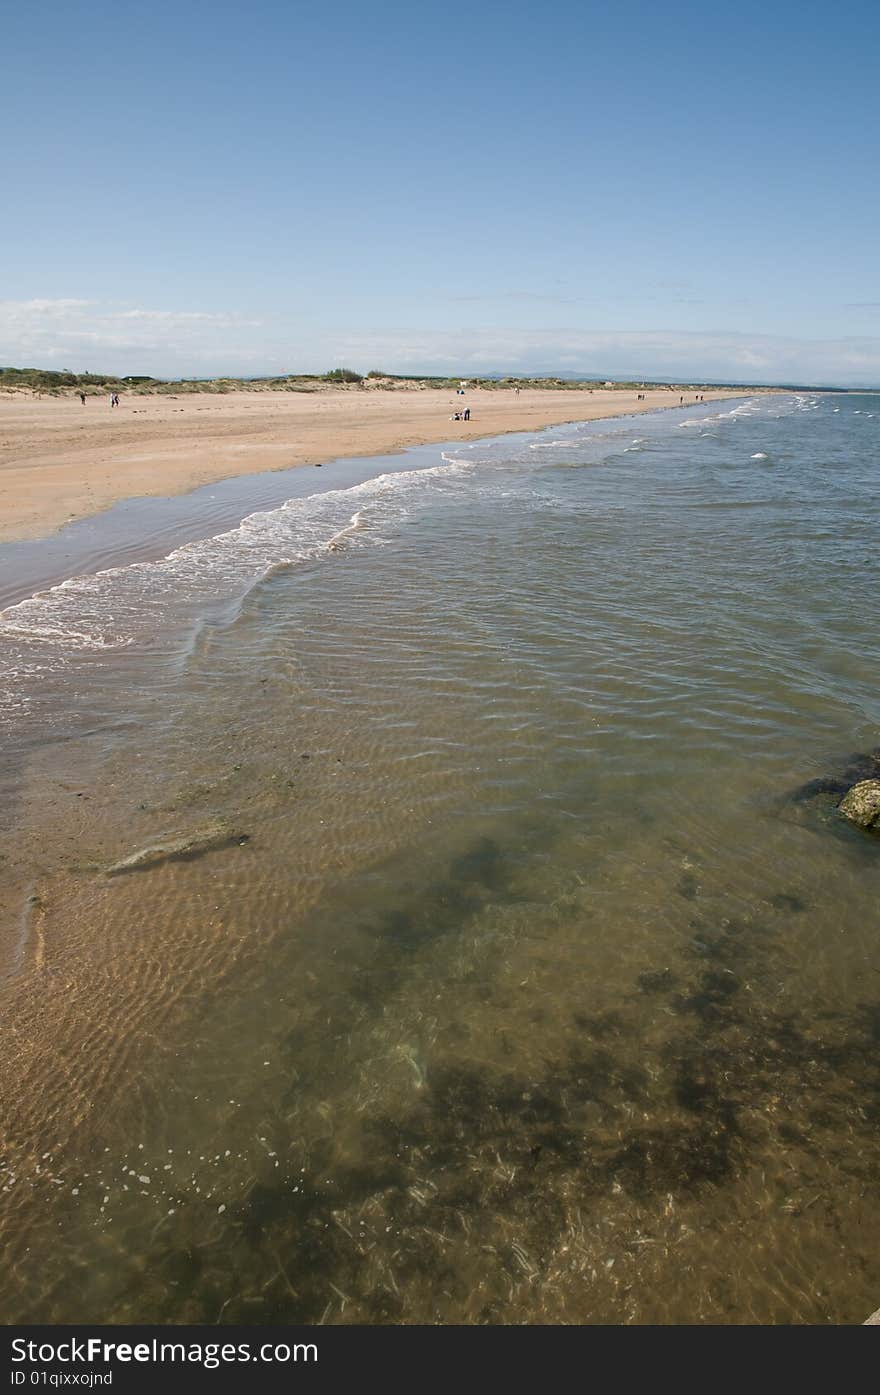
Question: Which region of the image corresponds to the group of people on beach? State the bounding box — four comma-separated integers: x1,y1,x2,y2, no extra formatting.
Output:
451,407,471,421
634,391,706,404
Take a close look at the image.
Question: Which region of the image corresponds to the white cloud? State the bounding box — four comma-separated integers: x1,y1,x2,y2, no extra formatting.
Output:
116,309,259,325
1,300,879,385
0,299,265,375
0,298,93,327
325,328,880,386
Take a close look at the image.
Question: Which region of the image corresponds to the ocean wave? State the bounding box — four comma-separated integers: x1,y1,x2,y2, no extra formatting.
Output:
0,394,822,731
0,460,473,658
528,439,581,450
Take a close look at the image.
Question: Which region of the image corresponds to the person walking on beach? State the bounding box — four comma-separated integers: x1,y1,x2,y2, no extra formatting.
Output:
463,407,470,421
79,391,86,405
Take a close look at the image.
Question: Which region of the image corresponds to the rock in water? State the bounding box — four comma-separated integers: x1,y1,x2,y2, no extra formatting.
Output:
838,780,880,831
106,821,247,875
789,746,880,804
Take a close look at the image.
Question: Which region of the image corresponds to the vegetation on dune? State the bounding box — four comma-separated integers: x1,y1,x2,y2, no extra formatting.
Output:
0,367,156,393
322,367,364,383
0,365,802,398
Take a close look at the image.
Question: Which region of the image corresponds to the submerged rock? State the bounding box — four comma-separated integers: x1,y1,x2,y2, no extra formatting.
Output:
838,780,880,831
106,822,248,875
789,747,880,805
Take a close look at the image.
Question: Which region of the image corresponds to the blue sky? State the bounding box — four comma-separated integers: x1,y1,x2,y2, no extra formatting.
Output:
3,0,879,383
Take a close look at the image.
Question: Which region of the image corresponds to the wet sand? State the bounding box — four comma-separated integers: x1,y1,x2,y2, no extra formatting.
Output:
0,386,750,542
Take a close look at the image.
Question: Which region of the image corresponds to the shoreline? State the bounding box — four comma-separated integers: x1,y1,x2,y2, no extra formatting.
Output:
0,386,762,545
0,392,766,612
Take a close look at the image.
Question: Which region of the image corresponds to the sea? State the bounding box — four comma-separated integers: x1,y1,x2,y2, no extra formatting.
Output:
0,391,878,1324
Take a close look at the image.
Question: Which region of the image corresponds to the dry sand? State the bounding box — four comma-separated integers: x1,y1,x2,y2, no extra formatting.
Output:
0,385,753,543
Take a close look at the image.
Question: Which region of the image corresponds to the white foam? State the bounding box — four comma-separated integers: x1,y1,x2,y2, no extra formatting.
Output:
528,439,580,450
0,458,474,661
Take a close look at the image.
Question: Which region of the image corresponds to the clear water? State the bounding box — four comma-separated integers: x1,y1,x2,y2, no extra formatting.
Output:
1,393,878,1324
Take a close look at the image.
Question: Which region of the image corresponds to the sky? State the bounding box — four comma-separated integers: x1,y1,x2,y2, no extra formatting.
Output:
2,0,879,384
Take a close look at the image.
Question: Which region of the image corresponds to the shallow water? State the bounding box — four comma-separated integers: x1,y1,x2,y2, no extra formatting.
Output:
1,393,879,1323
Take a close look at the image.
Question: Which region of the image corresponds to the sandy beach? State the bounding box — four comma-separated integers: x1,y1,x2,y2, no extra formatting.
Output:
0,385,752,542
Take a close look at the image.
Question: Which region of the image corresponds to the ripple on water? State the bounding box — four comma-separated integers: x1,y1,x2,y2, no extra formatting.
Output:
1,393,879,1323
